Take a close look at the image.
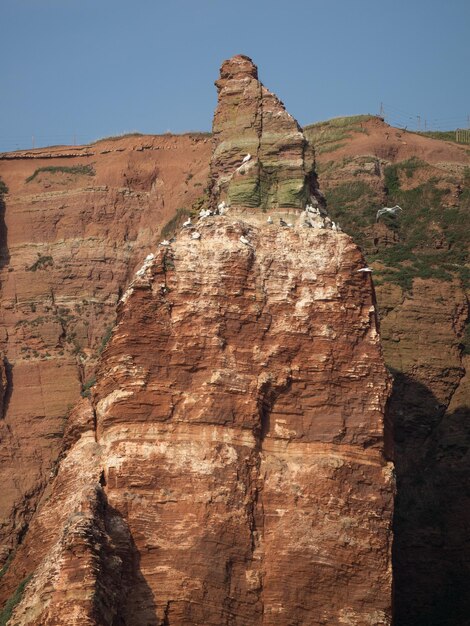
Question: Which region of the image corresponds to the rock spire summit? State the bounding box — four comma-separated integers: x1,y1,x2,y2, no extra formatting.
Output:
209,54,320,210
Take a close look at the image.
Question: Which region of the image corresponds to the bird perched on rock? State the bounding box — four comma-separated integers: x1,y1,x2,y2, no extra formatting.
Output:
191,232,201,240
199,209,212,219
145,253,155,262
218,201,226,211
182,217,192,228
241,154,251,164
159,240,171,246
356,267,373,273
239,235,251,246
280,218,288,227
267,216,273,224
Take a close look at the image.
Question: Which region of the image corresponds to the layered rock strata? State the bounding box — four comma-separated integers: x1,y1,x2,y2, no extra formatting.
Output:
210,55,319,210
0,134,211,565
3,217,394,625
1,56,394,625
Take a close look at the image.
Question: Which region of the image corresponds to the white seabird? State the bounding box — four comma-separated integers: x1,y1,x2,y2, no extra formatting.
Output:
191,232,201,240
182,217,192,228
376,205,403,222
241,154,251,164
356,267,373,273
160,240,171,246
267,216,273,224
239,235,251,246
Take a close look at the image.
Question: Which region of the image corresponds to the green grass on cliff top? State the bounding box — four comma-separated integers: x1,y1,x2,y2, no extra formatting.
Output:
26,164,95,183
304,114,376,131
304,115,375,154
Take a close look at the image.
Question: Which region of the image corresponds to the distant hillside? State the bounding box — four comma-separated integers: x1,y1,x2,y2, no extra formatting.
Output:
305,115,470,291
307,114,470,625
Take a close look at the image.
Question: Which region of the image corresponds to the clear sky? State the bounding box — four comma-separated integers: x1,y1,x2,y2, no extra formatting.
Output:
1,0,469,151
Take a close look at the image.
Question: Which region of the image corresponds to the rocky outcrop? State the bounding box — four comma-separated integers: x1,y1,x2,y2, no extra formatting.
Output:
210,55,318,210
0,57,394,625
92,218,393,625
378,279,470,625
2,216,394,625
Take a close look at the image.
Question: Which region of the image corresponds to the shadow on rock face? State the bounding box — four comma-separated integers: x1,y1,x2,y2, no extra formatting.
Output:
0,195,10,271
388,372,470,626
105,503,159,626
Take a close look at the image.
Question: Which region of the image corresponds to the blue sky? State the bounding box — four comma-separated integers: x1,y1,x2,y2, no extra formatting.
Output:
1,0,469,151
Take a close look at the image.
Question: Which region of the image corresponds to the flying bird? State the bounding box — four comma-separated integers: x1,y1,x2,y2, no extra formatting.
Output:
376,205,403,222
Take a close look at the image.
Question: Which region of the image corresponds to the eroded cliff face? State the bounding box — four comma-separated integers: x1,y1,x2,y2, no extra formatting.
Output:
2,219,393,626
0,57,394,625
0,134,211,565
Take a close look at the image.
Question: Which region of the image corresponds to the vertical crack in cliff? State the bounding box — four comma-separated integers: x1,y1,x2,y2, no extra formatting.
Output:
256,80,264,208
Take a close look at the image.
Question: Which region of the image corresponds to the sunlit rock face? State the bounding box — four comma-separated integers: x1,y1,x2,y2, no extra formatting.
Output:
0,55,394,626
209,54,319,210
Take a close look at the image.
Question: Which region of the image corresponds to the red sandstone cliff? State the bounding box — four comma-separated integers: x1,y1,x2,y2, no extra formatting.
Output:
0,56,394,625
0,133,211,567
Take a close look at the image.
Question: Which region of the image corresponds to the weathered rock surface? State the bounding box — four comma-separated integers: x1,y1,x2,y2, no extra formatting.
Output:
93,218,393,625
2,217,393,625
210,55,318,210
0,133,211,568
377,279,470,626
0,57,394,625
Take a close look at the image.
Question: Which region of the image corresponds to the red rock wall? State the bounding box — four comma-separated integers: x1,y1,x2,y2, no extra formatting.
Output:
0,56,394,625
0,134,211,565
2,218,394,625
